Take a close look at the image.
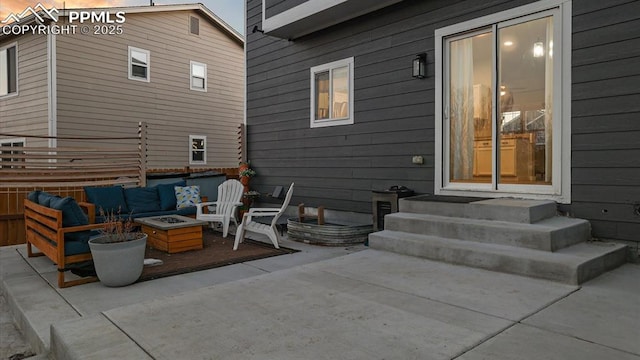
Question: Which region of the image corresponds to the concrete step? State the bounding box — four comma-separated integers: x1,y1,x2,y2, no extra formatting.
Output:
369,230,628,284
384,213,590,252
399,196,557,224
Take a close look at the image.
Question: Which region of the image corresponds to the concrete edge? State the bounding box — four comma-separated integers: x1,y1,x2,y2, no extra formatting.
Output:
1,247,82,356
50,314,153,360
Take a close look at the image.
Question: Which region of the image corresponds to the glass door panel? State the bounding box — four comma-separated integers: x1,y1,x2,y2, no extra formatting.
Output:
497,16,553,185
448,31,492,183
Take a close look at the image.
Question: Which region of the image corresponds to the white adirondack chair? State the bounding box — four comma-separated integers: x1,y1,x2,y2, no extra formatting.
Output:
233,183,294,250
195,179,244,237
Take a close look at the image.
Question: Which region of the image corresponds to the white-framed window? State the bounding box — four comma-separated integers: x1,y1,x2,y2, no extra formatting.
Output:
128,46,150,82
190,61,207,92
1,138,25,169
310,57,354,128
189,135,206,165
0,43,18,97
434,0,571,203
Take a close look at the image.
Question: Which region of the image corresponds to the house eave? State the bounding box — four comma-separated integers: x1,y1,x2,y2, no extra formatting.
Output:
262,0,403,40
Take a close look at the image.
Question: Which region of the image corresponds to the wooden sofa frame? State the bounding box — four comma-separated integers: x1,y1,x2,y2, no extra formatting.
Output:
24,198,106,288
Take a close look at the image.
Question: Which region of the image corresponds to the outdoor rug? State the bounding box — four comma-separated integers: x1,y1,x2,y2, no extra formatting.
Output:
139,231,299,282
63,231,298,283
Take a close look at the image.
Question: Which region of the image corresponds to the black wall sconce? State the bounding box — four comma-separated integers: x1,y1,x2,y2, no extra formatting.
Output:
412,53,427,79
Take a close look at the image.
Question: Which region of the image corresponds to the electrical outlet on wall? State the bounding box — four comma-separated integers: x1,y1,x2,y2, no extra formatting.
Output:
412,155,424,165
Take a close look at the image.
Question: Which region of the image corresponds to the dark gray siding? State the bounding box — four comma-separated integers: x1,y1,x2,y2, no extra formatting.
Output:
570,0,640,244
265,0,308,18
246,0,640,244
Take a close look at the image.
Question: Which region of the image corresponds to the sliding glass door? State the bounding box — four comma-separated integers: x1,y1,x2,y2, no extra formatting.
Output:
444,10,558,192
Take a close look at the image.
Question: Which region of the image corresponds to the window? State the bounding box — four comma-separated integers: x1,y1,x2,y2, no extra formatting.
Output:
435,0,571,202
128,46,150,82
1,139,25,169
189,135,206,165
190,61,207,91
310,57,354,128
0,43,17,97
190,16,199,35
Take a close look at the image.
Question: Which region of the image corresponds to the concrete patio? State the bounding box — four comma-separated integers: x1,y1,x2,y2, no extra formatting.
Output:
1,232,638,359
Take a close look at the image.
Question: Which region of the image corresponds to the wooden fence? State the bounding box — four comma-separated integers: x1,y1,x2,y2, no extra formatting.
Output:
0,123,246,246
0,124,146,246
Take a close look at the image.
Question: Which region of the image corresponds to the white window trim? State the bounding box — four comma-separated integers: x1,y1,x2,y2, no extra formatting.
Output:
310,57,354,128
434,0,572,203
190,61,207,92
0,138,26,168
0,42,18,98
189,135,207,165
0,138,25,146
128,46,150,82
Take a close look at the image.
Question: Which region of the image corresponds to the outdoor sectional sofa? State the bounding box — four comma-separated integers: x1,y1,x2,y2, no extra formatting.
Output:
23,181,205,288
84,180,204,222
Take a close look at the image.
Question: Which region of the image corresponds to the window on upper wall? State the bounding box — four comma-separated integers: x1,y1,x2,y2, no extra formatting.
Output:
128,46,150,82
189,135,206,165
190,61,207,92
0,43,17,97
310,57,354,128
0,139,25,169
190,16,200,35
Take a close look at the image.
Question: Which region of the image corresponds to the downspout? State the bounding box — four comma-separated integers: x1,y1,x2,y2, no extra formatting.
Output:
243,0,248,163
47,33,57,148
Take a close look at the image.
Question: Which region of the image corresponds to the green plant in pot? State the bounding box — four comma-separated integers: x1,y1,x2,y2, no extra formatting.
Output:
88,209,147,287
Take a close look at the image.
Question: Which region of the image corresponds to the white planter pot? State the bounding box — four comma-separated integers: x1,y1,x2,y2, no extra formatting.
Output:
88,234,147,287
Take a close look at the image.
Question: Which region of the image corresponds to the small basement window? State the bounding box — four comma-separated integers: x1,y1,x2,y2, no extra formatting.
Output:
0,139,25,168
189,135,206,165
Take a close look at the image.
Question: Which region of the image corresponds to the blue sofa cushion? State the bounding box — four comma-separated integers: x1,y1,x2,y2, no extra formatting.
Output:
48,196,91,245
95,206,197,223
124,187,161,213
175,206,197,216
38,192,59,207
84,186,128,215
27,190,41,204
156,180,186,210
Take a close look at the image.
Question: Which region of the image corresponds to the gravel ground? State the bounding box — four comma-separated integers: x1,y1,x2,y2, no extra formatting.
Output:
0,294,34,360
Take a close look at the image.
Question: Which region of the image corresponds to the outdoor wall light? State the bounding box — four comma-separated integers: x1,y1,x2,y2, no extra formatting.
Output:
412,53,427,79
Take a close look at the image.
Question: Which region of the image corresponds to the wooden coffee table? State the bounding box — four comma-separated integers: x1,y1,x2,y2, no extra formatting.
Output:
134,215,208,253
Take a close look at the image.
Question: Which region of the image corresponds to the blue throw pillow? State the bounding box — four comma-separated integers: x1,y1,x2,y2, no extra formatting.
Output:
84,186,128,215
38,192,59,207
49,196,91,244
27,191,41,204
155,180,186,210
124,187,161,213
